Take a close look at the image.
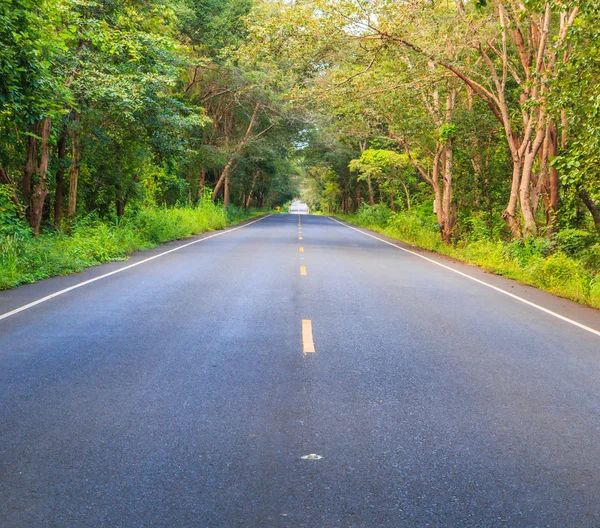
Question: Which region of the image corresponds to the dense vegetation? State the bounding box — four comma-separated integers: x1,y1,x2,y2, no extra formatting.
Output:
1,0,599,305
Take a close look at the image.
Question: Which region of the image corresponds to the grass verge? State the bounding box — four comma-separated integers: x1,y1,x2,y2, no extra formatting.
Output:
0,203,267,291
333,207,600,310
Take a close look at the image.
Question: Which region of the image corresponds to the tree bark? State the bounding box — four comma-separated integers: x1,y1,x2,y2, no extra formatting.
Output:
29,118,52,235
366,177,375,205
23,125,38,212
68,112,80,219
54,124,68,226
246,171,259,208
223,173,230,209
441,138,456,242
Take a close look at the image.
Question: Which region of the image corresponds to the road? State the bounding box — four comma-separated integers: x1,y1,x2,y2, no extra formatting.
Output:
1,213,600,527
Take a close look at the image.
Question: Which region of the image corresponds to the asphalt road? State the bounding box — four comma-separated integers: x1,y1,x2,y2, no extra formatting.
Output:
1,213,600,527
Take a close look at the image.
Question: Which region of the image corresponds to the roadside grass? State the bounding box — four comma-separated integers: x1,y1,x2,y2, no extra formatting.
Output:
333,206,600,310
0,203,266,291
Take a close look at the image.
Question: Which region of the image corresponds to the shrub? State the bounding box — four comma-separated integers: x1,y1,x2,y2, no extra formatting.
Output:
553,228,597,256
356,203,394,227
506,237,554,266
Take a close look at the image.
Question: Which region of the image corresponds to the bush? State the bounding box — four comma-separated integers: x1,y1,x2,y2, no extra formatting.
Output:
356,203,394,227
0,186,31,238
553,228,597,256
506,237,554,266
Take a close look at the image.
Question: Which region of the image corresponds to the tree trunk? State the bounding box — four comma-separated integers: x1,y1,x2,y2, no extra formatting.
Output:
54,125,68,226
197,167,206,199
29,118,52,235
502,156,523,238
116,199,125,217
390,180,395,212
23,125,38,215
246,171,259,208
212,158,236,202
520,147,541,237
400,180,410,211
223,174,230,209
441,139,456,242
68,113,80,219
580,190,600,234
547,122,559,227
366,177,375,205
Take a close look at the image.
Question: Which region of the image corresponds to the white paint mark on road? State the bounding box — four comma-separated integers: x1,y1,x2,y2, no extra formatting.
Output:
302,319,315,354
301,454,323,460
330,217,600,339
0,215,272,322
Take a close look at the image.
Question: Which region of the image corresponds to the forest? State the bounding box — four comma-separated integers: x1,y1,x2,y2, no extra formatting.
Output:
1,0,599,307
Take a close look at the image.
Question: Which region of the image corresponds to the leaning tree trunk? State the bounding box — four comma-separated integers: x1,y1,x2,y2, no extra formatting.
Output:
580,190,600,234
29,118,52,235
246,171,259,208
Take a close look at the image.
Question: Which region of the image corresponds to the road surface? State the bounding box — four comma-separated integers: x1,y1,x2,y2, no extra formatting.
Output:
1,213,600,527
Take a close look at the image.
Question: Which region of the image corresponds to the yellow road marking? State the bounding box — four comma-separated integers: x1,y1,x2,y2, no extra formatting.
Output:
302,319,315,354
299,247,304,252
300,266,307,275
299,236,302,240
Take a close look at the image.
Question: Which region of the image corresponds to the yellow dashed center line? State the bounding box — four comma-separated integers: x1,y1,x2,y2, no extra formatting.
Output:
300,266,307,275
299,247,304,252
302,319,315,354
299,236,302,240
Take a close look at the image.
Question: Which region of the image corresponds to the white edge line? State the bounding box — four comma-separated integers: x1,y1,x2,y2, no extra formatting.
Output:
0,215,272,322
330,217,600,339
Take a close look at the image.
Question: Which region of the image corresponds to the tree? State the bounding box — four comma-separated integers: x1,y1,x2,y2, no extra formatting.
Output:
349,149,415,212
